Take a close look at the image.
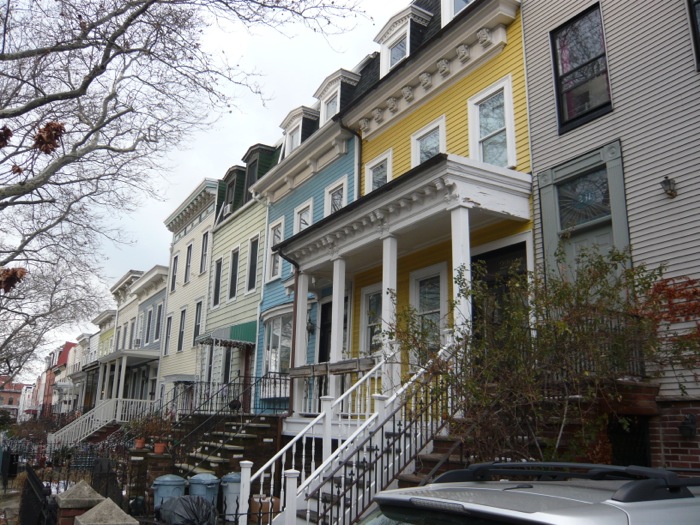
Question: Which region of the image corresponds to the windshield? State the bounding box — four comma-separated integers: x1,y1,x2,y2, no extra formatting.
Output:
359,506,535,525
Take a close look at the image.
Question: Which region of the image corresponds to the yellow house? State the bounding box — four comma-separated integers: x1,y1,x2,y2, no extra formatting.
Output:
275,0,532,408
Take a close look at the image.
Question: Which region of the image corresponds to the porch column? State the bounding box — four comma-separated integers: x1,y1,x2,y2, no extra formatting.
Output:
293,272,310,415
450,204,472,325
329,256,346,398
381,234,401,394
96,363,105,402
110,360,120,399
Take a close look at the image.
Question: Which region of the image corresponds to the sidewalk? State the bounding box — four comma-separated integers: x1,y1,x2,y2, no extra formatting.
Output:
0,491,21,525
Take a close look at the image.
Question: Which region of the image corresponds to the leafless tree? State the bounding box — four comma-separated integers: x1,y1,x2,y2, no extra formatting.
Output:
0,0,361,378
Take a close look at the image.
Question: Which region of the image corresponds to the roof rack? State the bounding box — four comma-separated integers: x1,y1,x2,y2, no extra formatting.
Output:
433,462,700,503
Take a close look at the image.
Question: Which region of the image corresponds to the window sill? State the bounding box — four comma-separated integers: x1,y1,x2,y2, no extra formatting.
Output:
558,104,613,135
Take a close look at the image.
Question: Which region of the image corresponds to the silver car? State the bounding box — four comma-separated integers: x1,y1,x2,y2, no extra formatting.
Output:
359,462,700,525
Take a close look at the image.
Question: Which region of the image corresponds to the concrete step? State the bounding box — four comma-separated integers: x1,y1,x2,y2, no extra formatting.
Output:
174,462,215,476
199,441,245,452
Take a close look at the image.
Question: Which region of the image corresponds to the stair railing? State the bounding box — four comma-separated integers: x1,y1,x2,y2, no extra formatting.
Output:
237,353,390,525
47,399,118,450
289,342,462,525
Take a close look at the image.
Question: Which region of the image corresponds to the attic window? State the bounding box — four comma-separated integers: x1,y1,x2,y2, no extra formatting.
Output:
287,126,301,154
376,5,432,78
442,0,473,26
390,35,407,68
323,92,339,124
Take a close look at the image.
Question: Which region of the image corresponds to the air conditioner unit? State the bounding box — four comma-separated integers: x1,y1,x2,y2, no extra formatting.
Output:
223,204,232,215
134,339,141,347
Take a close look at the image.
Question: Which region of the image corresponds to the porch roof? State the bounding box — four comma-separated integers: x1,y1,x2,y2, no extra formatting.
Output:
275,153,531,274
98,348,159,367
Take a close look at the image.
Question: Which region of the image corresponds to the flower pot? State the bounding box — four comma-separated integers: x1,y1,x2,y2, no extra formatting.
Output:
134,438,146,449
153,442,167,455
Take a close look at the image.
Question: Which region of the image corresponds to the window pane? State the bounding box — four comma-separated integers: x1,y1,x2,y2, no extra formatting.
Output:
325,94,338,118
213,259,222,306
481,131,508,167
248,238,259,290
390,35,407,67
554,7,610,123
479,91,505,137
371,161,387,191
418,127,440,163
454,0,471,15
557,167,610,229
331,187,344,212
298,208,310,231
367,292,382,354
289,127,300,152
419,275,441,313
228,250,239,299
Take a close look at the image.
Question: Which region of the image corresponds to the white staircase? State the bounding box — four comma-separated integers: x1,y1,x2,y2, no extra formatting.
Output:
47,398,154,448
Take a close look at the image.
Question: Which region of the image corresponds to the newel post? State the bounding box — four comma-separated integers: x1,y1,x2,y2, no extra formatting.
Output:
284,469,300,525
238,460,253,525
321,395,334,460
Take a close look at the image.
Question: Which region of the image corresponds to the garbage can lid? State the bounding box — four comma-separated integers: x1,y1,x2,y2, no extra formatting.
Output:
221,472,241,483
153,474,186,486
190,473,219,485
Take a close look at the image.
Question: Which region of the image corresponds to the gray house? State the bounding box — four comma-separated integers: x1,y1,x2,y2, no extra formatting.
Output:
522,0,700,467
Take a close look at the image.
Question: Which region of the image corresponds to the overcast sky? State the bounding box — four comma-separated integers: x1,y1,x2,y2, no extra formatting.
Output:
100,0,407,285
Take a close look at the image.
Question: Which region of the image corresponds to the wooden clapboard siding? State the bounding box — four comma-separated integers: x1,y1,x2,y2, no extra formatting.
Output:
361,11,531,191
522,0,700,396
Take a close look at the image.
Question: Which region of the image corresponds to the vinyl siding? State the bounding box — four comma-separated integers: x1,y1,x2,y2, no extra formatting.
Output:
159,210,215,383
522,0,700,396
361,12,531,192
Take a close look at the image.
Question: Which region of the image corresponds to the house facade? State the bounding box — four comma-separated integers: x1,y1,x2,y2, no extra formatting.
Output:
159,180,218,402
521,0,700,468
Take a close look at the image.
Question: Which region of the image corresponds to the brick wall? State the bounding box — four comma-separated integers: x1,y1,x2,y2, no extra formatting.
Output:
649,400,700,469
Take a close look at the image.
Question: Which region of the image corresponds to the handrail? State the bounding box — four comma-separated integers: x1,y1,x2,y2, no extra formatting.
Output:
330,353,387,410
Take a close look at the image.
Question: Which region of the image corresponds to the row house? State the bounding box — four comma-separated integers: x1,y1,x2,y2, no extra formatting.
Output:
521,0,700,467
160,180,218,406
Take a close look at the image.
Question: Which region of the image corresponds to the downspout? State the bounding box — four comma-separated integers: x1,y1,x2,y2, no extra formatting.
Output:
277,249,300,416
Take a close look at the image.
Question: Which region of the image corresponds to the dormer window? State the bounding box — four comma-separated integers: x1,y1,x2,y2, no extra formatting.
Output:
287,126,301,153
280,106,319,159
314,69,360,125
390,35,408,68
441,0,473,26
324,93,338,123
376,5,432,78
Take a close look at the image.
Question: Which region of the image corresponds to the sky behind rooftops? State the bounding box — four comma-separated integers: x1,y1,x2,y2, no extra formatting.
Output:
101,0,407,285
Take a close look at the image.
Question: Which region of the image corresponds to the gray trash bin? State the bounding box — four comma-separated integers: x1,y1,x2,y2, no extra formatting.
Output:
220,472,241,521
188,473,220,506
152,474,186,510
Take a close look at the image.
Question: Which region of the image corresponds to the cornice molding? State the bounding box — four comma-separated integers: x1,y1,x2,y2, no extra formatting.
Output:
374,5,433,45
280,105,320,132
164,179,218,233
313,69,362,101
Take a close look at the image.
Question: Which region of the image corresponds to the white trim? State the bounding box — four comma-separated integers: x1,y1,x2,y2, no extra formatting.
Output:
441,0,473,27
409,262,449,332
320,89,340,125
294,199,313,235
267,218,284,282
411,115,447,167
245,233,261,294
324,176,348,217
380,27,409,77
365,149,393,195
153,303,163,342
227,245,241,302
360,283,383,356
284,123,302,158
468,75,516,168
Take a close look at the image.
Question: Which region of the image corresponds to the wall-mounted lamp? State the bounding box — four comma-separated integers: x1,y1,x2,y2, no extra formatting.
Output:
306,317,316,335
660,176,677,198
679,413,697,439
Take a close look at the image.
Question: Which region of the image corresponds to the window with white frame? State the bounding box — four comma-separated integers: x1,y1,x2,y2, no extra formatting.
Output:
294,200,312,234
184,243,193,283
322,91,339,124
193,301,202,345
365,151,392,194
361,284,383,355
441,0,473,26
287,125,301,155
115,327,121,350
268,220,284,281
199,231,209,273
170,255,178,292
380,28,409,76
228,248,239,300
163,316,172,355
122,323,128,348
247,236,259,292
212,258,223,307
177,309,186,352
411,116,446,167
468,76,516,168
410,263,448,352
145,309,153,344
324,177,347,216
129,318,136,348
154,303,163,341
264,313,293,374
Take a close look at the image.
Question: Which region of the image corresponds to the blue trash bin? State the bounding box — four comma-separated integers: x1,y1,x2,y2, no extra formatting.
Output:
151,474,186,510
220,472,241,521
189,473,220,506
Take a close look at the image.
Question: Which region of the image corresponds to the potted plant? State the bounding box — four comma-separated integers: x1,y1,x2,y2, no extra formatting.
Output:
124,412,173,452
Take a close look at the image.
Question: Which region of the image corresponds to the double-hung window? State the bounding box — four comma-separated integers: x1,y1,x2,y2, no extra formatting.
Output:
154,304,163,341
361,284,383,355
247,236,259,292
410,263,448,355
177,310,186,352
689,0,700,69
212,258,223,307
441,0,473,26
390,35,407,68
411,116,446,167
193,301,202,345
184,244,193,283
170,255,178,292
366,151,392,194
264,313,293,374
199,232,209,273
324,177,347,216
294,201,312,234
145,309,153,344
228,248,239,300
323,92,339,124
268,221,283,281
469,76,516,168
163,316,172,356
552,4,612,132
